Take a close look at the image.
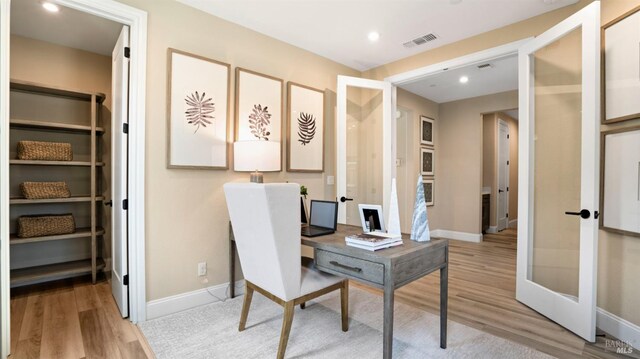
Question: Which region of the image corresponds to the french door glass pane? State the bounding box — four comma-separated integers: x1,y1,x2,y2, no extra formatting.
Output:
530,27,582,299
345,87,383,226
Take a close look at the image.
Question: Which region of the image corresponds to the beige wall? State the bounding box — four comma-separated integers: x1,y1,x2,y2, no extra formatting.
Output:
482,111,519,229
396,89,439,231
597,0,640,327
437,91,518,234
115,0,360,301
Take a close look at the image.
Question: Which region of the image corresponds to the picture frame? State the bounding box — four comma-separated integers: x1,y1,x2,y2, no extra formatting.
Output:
599,125,640,237
420,116,434,146
423,179,435,207
167,48,231,169
287,82,325,172
602,5,640,124
358,204,385,233
420,148,434,176
235,68,284,171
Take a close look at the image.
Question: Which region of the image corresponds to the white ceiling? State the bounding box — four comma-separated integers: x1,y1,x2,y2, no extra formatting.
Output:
179,0,579,71
11,0,122,56
503,109,519,120
399,54,517,103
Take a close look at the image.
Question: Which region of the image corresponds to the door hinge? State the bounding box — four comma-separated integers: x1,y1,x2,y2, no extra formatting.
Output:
122,199,128,210
507,134,510,139
124,47,130,59
507,187,509,191
123,274,129,286
123,123,129,134
506,213,509,218
507,160,510,165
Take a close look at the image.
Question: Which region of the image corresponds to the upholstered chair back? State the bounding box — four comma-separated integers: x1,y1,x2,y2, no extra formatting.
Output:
224,183,301,301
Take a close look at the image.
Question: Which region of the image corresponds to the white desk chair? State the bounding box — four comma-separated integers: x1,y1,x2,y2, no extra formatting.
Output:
224,183,348,359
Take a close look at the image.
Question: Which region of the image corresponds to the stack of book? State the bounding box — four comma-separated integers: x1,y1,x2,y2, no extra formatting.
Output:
345,232,403,251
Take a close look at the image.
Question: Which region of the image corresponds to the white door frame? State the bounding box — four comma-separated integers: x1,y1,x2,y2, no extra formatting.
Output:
0,1,147,354
336,75,396,224
516,1,600,341
496,118,510,231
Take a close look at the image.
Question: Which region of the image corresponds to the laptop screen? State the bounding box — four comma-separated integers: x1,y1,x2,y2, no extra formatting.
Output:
309,200,337,229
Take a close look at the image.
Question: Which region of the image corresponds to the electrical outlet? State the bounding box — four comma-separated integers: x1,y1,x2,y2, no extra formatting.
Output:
198,262,207,276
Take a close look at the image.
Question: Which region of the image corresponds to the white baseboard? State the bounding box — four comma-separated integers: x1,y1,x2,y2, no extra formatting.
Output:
597,307,640,349
146,280,245,320
508,219,518,228
432,229,482,243
486,226,498,234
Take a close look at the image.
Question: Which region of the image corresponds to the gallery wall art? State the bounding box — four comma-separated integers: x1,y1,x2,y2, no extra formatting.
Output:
423,179,435,207
167,48,231,169
287,82,325,172
421,148,434,176
421,116,434,146
235,68,283,171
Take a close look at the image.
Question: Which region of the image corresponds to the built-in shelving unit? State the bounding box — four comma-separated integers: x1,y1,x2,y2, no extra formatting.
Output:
9,79,106,287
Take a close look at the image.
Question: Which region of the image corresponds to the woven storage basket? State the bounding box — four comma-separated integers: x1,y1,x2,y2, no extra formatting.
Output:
17,141,73,161
17,214,75,238
20,182,71,199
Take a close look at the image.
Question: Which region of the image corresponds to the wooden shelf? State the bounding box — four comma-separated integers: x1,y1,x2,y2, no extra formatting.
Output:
10,258,105,288
10,227,105,245
10,119,105,134
10,160,105,167
10,79,106,104
10,196,104,205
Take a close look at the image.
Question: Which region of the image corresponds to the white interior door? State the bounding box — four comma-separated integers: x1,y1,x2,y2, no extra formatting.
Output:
336,76,395,226
497,119,509,231
516,1,600,341
0,0,10,356
112,26,130,317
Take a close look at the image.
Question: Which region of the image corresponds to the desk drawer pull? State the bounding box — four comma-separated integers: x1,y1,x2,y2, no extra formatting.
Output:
329,261,362,273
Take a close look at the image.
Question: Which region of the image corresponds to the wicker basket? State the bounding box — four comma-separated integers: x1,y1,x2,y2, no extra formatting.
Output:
17,214,75,238
20,182,71,199
17,141,73,161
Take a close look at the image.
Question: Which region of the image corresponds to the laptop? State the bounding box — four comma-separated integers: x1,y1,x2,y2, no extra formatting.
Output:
301,200,338,237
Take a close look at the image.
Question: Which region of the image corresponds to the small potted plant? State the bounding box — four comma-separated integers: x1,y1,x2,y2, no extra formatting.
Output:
300,185,309,222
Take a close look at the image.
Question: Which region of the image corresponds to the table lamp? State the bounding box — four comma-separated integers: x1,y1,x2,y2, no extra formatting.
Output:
233,140,280,183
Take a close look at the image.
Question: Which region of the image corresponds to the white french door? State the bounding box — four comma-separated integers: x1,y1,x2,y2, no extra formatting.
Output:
516,1,600,342
111,26,130,317
336,76,395,226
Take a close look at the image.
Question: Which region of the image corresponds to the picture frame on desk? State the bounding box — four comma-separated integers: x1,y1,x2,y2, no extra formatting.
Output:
421,148,434,176
166,48,231,169
602,5,640,123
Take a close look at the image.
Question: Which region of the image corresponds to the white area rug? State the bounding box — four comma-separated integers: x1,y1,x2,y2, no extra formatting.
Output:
139,287,553,358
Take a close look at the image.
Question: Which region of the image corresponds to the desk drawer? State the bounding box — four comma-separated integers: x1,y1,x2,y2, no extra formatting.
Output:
315,249,384,285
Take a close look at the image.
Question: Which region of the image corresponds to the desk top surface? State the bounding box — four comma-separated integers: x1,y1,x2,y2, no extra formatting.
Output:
302,224,447,262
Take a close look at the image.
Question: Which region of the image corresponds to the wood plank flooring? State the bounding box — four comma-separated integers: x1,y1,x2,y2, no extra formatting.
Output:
9,276,154,359
354,228,639,358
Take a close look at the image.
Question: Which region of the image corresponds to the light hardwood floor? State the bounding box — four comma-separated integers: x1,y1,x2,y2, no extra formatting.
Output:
9,276,154,359
354,228,638,359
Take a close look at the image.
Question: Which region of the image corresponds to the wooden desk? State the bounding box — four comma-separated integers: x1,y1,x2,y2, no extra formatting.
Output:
229,223,448,359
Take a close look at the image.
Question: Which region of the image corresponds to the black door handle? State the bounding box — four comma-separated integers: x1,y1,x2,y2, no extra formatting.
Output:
104,200,113,207
565,209,590,219
340,196,353,203
498,189,504,193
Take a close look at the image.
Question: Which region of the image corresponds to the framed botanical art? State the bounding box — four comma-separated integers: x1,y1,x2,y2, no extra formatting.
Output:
287,82,325,172
420,116,434,146
600,126,640,237
235,68,284,171
420,148,434,176
423,179,435,207
167,48,231,169
602,6,640,123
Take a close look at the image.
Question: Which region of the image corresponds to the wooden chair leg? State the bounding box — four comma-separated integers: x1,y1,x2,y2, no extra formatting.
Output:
340,280,349,332
239,282,254,332
277,301,295,359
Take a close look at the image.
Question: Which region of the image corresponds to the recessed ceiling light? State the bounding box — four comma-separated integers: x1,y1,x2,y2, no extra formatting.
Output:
542,0,558,4
459,76,469,84
368,31,380,42
42,2,60,12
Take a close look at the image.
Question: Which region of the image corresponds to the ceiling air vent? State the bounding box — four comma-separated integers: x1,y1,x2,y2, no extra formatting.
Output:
477,63,494,70
403,33,438,48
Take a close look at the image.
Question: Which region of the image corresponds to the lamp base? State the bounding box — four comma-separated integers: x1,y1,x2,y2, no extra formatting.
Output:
250,171,264,183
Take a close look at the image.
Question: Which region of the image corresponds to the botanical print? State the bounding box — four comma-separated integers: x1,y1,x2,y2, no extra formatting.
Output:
184,91,214,133
297,112,317,145
168,49,230,169
249,104,272,140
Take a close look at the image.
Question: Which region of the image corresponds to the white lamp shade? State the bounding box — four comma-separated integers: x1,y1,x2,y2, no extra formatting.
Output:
234,141,280,172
